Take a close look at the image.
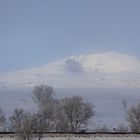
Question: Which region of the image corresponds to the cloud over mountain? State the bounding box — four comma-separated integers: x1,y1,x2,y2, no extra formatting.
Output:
0,52,140,89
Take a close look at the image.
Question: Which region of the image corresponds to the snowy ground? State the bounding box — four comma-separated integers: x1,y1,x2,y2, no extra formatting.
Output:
40,137,140,140
0,134,140,140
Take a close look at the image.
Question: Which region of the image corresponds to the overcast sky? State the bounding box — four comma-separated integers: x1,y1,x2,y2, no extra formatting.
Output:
0,0,140,72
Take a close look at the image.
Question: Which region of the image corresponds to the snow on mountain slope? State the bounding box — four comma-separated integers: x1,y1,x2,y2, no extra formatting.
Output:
0,52,140,88
0,52,140,126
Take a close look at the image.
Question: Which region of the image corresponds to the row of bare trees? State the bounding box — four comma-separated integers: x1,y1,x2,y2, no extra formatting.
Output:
0,85,95,140
0,85,140,139
32,85,95,132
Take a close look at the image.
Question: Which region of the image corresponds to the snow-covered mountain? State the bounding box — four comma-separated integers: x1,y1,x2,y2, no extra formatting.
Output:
1,52,140,89
0,52,140,127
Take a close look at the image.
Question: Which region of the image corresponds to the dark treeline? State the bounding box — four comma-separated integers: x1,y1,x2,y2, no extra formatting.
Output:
0,85,140,140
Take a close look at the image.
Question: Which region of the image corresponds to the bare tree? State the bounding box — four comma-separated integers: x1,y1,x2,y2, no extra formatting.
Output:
32,85,55,109
17,112,34,140
60,96,95,132
32,112,52,140
32,85,58,132
0,107,6,131
126,102,140,132
9,108,25,132
9,108,35,140
55,101,70,132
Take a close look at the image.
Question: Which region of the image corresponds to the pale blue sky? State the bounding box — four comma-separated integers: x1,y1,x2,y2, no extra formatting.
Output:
0,0,140,71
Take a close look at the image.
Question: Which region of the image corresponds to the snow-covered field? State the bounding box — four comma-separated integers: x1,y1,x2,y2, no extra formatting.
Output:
40,137,140,140
0,134,140,140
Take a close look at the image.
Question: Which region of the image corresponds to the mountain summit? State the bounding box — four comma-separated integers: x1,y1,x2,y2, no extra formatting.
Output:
1,52,140,88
